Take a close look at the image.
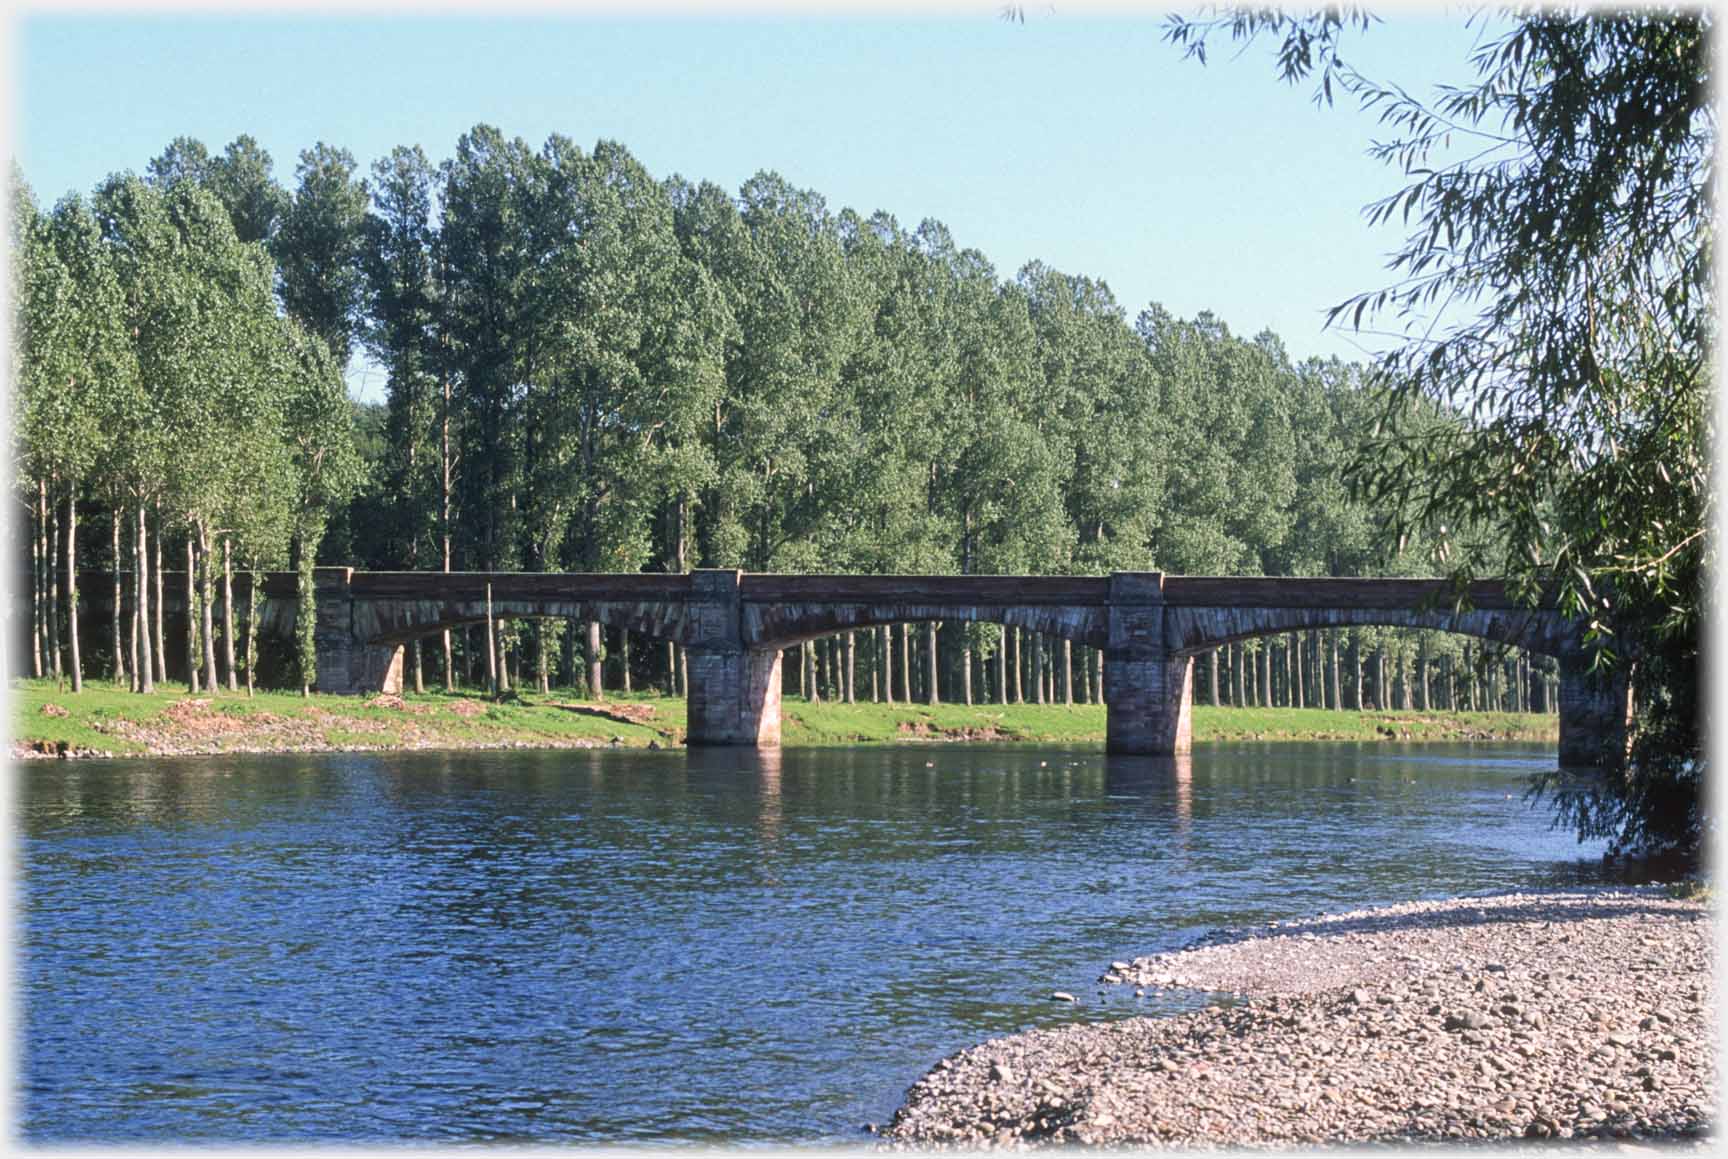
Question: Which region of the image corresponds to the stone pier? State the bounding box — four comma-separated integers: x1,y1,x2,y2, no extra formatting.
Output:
312,567,404,695
1104,572,1193,755
683,569,783,747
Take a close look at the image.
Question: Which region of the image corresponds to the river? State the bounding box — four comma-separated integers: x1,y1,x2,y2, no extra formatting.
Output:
18,740,1610,1143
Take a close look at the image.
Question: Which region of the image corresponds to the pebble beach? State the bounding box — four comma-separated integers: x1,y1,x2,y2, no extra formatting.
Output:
885,887,1714,1148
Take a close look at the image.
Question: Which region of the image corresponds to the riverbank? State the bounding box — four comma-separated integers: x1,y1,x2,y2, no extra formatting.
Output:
10,678,1555,760
884,887,1714,1148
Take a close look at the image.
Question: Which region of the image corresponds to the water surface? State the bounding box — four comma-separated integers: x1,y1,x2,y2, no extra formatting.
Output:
19,740,1609,1142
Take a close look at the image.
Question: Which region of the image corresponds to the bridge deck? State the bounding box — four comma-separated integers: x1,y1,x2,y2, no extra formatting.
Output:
65,569,1552,611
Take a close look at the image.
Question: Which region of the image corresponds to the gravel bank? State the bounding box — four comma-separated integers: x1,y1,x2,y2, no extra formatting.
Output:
886,887,1714,1148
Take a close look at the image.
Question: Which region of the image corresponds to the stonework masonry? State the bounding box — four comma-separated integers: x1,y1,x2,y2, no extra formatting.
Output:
230,568,1625,765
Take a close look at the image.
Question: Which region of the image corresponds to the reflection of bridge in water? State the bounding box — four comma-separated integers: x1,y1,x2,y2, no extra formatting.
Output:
251,568,1619,766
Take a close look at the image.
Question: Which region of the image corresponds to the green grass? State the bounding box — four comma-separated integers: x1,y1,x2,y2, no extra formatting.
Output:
1191,704,1555,743
779,700,1105,745
10,679,676,756
782,700,1553,745
10,677,1556,759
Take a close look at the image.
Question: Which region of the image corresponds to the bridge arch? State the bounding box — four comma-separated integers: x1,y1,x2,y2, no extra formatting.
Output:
356,596,705,650
742,601,1107,652
1164,605,1574,658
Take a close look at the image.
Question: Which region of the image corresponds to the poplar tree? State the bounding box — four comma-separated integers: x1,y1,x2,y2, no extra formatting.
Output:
275,142,369,369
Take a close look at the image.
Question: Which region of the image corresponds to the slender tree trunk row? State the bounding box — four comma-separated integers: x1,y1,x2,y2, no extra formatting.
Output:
1188,629,1552,714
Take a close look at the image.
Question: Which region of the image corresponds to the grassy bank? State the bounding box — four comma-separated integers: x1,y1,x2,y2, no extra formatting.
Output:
11,678,1556,760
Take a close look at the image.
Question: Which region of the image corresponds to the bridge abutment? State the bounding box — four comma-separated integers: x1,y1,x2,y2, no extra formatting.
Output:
1556,648,1632,768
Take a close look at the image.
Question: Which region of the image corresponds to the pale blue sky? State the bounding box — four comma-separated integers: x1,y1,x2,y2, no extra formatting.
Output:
14,7,1499,401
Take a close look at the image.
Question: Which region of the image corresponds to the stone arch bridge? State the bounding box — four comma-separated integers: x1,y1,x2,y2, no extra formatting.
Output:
263,568,1620,766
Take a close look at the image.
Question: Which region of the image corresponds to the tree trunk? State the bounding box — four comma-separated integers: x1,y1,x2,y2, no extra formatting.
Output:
846,631,857,703
900,623,911,705
882,625,894,703
222,536,238,691
30,492,43,679
182,537,199,692
46,481,62,681
926,621,940,706
539,626,552,695
1030,632,1043,705
134,505,154,694
245,561,261,697
586,620,603,700
111,507,127,686
1290,633,1302,708
441,368,456,692
485,583,498,697
1418,637,1429,710
153,508,167,686
1348,636,1363,710
1326,630,1339,710
129,543,143,692
962,639,973,705
621,630,632,695
63,489,82,692
1061,638,1073,706
996,633,1008,705
199,527,220,693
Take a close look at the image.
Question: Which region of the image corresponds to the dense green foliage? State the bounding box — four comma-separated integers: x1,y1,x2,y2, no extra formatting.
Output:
15,117,1565,733
1165,5,1711,855
12,152,360,695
